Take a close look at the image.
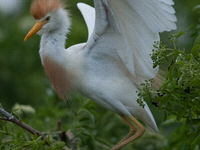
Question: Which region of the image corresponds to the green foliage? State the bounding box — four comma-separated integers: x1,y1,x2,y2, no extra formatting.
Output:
137,31,200,149
0,94,113,150
0,123,68,150
163,124,200,150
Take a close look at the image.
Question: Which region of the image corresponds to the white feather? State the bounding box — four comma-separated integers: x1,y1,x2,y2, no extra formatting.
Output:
87,0,177,81
77,3,95,40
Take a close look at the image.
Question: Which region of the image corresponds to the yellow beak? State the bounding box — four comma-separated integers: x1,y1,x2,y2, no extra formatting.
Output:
24,20,47,42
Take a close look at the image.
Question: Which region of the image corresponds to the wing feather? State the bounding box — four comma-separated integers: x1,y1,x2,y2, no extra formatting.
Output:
88,0,177,80
77,3,95,40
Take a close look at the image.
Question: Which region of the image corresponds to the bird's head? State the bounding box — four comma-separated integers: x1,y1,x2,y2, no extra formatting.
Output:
24,0,71,42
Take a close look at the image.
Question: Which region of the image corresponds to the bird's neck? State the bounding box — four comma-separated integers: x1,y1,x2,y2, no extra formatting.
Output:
39,31,72,100
39,8,71,64
39,31,67,64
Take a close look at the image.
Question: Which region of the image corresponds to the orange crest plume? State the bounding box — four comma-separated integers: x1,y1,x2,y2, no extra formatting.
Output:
30,0,65,20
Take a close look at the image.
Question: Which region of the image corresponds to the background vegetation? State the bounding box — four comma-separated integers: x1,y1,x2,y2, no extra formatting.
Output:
0,0,199,149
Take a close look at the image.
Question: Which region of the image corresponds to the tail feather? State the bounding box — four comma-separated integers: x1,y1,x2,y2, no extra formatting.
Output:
143,101,159,133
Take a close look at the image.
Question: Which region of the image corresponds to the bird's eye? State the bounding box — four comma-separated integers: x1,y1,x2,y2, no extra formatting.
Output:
46,16,50,21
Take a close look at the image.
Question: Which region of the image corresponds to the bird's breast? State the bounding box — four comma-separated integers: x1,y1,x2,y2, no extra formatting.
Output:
42,56,72,100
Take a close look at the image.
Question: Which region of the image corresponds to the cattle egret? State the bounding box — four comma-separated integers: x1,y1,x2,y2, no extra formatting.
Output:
24,0,177,149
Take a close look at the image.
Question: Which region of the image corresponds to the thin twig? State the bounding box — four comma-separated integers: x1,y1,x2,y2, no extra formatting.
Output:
58,119,76,150
66,131,76,150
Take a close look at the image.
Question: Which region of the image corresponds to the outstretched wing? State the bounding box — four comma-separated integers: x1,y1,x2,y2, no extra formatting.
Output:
86,0,177,81
77,3,95,40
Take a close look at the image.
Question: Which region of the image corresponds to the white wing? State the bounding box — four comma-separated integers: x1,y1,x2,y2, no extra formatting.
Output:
86,0,177,81
77,3,95,40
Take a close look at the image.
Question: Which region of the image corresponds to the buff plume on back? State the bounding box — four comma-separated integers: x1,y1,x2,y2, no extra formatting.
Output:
30,0,65,20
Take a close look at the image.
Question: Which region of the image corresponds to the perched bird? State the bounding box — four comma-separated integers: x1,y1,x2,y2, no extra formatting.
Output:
24,0,177,149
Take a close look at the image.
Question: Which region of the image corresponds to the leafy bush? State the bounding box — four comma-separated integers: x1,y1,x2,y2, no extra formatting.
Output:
137,31,200,149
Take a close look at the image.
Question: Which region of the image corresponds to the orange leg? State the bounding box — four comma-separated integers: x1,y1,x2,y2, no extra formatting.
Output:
114,115,137,147
111,115,145,150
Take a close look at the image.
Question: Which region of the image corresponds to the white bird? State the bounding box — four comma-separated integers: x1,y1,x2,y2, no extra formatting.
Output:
24,0,177,149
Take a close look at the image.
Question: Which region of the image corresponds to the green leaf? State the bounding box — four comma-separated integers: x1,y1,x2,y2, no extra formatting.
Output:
32,133,39,140
160,80,171,90
16,130,24,140
175,31,185,39
170,93,181,101
187,130,200,148
0,142,7,149
24,136,43,147
190,77,200,86
176,107,186,121
178,76,184,87
12,108,19,113
191,45,199,56
0,103,3,108
54,141,65,148
165,55,170,61
46,134,53,145
163,111,168,122
176,61,185,66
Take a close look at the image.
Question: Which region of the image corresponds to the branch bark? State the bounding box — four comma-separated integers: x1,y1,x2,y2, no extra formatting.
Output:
58,119,76,150
0,108,44,138
66,131,76,150
0,107,69,149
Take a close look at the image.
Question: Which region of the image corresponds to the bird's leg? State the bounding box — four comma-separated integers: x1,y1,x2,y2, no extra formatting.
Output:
111,115,145,150
113,115,137,148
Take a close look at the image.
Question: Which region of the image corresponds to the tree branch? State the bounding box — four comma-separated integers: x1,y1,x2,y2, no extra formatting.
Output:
0,108,44,138
0,107,69,149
